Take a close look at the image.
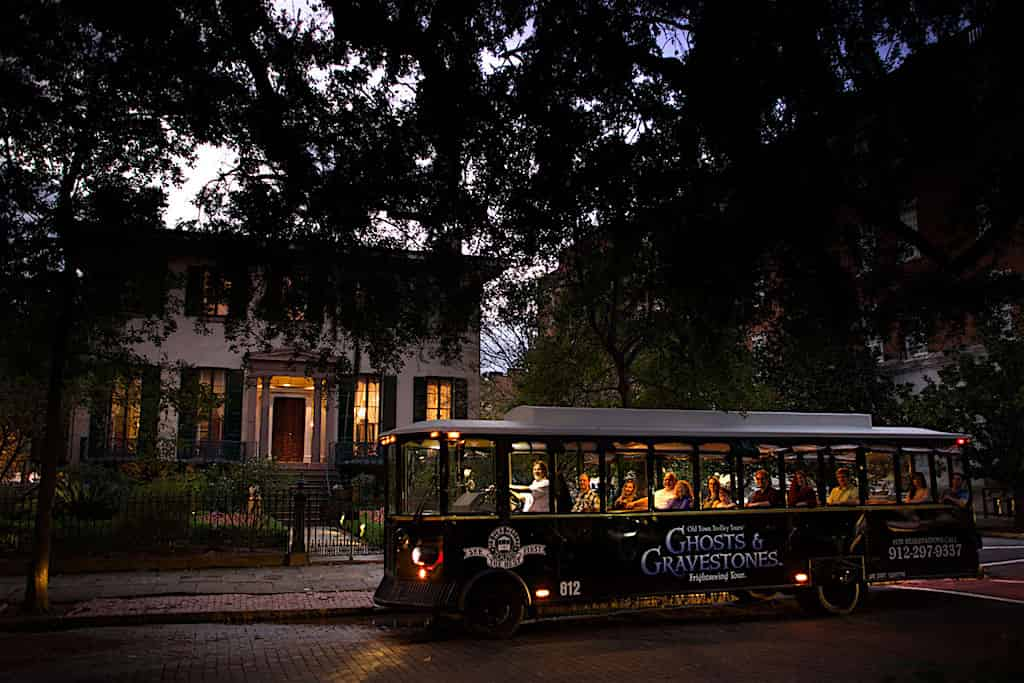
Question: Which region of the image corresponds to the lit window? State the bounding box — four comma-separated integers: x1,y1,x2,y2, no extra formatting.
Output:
196,369,226,442
109,377,141,448
353,376,380,444
426,379,452,420
202,270,230,317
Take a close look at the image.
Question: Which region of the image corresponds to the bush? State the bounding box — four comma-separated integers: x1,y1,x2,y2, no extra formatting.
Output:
55,465,129,519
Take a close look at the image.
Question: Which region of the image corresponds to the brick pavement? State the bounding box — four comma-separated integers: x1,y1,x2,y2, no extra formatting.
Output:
0,560,384,629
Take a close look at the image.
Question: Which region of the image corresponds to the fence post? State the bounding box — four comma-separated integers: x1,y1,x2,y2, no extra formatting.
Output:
287,481,308,566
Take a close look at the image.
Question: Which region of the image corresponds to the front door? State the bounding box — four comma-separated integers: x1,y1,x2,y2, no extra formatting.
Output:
272,397,305,462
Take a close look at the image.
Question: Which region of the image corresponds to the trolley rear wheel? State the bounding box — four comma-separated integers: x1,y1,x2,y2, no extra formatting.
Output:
796,581,863,616
464,578,526,639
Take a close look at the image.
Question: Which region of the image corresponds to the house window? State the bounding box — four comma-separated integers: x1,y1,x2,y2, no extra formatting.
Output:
426,378,452,420
353,376,380,444
898,199,921,262
196,369,226,442
202,271,230,317
109,377,142,447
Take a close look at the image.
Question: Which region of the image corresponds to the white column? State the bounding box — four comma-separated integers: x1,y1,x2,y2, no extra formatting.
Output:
243,375,258,455
325,378,338,464
311,377,323,464
259,375,272,459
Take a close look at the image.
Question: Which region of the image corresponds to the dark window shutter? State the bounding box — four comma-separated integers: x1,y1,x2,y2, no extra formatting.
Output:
184,266,203,316
224,370,244,442
381,375,397,432
453,377,468,419
337,375,356,449
138,365,162,457
177,368,199,445
413,377,427,422
227,264,249,319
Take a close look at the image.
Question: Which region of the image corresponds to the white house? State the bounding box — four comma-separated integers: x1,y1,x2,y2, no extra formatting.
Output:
68,232,487,476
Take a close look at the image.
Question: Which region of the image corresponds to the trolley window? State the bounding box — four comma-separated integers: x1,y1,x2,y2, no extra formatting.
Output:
447,439,497,515
654,442,694,511
402,439,440,515
901,447,934,504
744,445,783,508
386,444,398,514
511,441,551,514
784,446,821,507
866,448,897,505
606,442,648,512
825,447,860,506
700,443,736,509
558,441,600,513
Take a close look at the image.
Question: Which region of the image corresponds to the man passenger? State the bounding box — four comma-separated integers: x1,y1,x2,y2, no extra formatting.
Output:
747,469,782,507
940,472,970,509
826,467,859,506
572,473,600,512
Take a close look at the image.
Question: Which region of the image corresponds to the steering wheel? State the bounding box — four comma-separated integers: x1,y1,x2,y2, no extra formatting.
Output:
509,491,524,512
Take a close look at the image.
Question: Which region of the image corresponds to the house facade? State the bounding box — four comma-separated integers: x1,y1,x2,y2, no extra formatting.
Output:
68,234,485,476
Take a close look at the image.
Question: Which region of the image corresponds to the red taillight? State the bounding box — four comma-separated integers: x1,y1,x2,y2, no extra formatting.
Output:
956,437,969,446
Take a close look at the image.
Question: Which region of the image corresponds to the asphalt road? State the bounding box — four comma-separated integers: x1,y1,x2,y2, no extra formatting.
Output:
1,537,1021,683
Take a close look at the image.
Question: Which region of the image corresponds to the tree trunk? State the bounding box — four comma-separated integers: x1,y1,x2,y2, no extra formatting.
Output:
614,356,631,409
23,258,74,614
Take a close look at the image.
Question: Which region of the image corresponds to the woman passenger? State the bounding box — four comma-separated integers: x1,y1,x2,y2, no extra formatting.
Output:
703,475,736,509
905,472,930,504
787,470,818,507
666,479,694,510
612,478,648,511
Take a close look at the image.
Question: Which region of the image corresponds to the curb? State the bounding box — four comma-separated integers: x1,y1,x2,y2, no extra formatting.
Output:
981,530,1024,540
0,604,402,633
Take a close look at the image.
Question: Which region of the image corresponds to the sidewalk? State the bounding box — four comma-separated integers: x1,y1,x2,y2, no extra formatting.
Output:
0,560,386,631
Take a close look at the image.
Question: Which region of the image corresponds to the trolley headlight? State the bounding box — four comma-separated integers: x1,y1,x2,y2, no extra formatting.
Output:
411,545,441,567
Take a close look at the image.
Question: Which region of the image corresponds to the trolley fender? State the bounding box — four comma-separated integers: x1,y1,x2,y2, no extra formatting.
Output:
458,569,532,610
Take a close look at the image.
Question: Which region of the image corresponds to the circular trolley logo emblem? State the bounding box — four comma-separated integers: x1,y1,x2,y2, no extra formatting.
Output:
463,526,546,569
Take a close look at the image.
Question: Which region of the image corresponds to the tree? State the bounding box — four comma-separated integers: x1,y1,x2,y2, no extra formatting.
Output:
902,317,1024,527
1,1,224,612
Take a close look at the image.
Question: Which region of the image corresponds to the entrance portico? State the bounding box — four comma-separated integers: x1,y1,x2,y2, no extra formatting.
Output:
244,351,338,464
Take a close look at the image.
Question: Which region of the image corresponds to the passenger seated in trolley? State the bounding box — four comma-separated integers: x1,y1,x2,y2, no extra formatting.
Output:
746,469,782,507
703,475,736,509
826,467,859,505
612,475,648,511
787,470,818,507
940,473,970,508
905,472,930,504
512,460,550,512
654,472,679,510
666,479,694,510
572,473,600,512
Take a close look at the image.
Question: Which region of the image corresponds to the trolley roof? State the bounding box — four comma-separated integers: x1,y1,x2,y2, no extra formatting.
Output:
382,406,966,442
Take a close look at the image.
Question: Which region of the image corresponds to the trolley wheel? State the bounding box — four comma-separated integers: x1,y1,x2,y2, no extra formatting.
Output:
464,578,526,639
796,581,863,616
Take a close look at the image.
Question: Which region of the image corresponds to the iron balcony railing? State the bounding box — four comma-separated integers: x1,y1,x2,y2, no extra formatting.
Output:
176,440,251,463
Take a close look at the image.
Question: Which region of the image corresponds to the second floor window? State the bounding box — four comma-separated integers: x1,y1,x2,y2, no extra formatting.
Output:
185,266,231,317
426,378,452,420
353,376,380,444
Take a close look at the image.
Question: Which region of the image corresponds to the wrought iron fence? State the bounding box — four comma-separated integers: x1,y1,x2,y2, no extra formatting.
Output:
0,482,384,558
299,488,384,558
176,440,251,463
0,484,291,555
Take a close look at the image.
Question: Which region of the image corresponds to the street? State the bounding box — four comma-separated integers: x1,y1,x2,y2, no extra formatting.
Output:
1,536,1021,683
